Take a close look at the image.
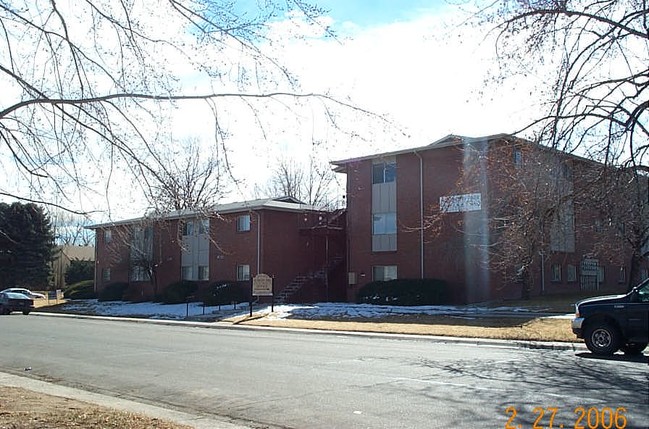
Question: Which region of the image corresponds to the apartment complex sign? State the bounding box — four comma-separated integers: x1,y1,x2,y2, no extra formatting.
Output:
252,273,273,297
440,193,482,213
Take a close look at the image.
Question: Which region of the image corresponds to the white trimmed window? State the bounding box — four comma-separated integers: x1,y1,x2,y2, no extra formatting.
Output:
198,265,209,281
551,264,561,282
181,266,192,280
513,148,523,167
198,219,209,235
131,266,149,281
237,264,250,281
182,221,194,236
372,213,397,235
104,230,112,243
567,264,577,283
372,265,397,281
237,214,251,232
102,268,111,281
372,162,396,184
618,267,626,284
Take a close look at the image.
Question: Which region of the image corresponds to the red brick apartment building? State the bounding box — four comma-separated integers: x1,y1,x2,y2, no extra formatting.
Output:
333,134,648,304
90,197,346,303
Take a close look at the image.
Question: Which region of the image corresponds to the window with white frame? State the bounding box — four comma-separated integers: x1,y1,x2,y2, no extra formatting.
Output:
104,229,112,243
372,212,397,235
567,264,577,282
372,265,397,281
130,265,149,281
181,266,192,280
237,264,250,281
102,268,111,281
372,161,396,184
618,266,626,284
237,214,251,232
198,265,209,281
513,148,523,167
551,264,561,282
198,219,209,235
180,218,209,281
182,221,194,236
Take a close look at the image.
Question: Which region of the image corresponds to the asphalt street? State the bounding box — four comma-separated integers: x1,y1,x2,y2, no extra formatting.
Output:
0,314,647,429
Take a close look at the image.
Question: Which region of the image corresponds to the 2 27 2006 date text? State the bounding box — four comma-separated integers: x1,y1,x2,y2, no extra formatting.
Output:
505,406,628,429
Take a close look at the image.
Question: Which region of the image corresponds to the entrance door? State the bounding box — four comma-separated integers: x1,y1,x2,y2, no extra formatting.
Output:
580,259,599,291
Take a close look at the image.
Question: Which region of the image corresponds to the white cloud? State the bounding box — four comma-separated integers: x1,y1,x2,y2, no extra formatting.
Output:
1,2,549,221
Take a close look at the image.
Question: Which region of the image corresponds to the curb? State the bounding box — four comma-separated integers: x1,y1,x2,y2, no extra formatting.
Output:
0,372,255,429
31,311,586,352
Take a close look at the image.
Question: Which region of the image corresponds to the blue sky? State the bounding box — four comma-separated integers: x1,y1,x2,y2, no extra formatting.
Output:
312,0,449,27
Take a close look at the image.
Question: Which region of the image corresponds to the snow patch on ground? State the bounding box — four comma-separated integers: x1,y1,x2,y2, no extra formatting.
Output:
56,300,571,321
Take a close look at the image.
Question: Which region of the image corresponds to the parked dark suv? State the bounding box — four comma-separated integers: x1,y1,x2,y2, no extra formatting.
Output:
572,279,649,355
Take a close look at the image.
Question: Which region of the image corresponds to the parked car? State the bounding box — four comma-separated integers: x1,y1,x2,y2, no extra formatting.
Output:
572,279,649,355
0,288,46,299
0,291,34,315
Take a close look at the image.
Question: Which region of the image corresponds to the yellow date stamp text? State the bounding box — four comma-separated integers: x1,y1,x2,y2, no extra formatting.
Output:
504,406,628,429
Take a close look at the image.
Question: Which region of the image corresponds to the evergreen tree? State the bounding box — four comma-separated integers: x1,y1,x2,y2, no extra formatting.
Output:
65,260,95,285
0,203,55,289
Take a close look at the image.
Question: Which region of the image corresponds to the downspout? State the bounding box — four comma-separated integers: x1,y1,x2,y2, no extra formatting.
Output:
93,230,99,294
414,150,424,279
255,211,261,275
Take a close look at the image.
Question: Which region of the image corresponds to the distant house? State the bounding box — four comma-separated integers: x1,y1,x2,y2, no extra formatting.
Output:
51,245,95,290
332,134,647,304
88,197,346,303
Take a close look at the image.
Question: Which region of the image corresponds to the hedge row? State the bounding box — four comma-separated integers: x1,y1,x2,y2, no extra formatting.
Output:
64,280,96,300
69,278,448,307
356,278,449,306
77,280,249,305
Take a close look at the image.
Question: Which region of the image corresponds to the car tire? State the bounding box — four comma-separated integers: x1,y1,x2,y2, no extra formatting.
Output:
584,322,620,355
0,306,9,315
620,342,648,355
22,310,30,315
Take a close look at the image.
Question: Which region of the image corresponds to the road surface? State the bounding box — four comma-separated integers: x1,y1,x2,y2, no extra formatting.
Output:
0,315,647,428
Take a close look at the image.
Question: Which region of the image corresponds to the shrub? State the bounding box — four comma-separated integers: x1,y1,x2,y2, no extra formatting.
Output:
161,280,198,304
98,282,129,302
356,278,449,306
202,281,248,306
64,259,94,285
64,280,96,300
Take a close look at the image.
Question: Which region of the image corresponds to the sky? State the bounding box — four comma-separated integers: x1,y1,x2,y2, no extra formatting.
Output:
309,0,451,26
175,0,542,210
1,1,547,222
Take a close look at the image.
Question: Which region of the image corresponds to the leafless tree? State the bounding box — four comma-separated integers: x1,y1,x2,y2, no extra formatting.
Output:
586,166,649,289
49,210,94,246
144,137,227,213
425,138,580,299
256,155,341,209
482,1,648,166
471,1,649,291
486,144,578,298
0,1,376,215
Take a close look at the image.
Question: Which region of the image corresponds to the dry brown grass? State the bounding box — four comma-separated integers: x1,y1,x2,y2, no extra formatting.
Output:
234,313,576,342
0,386,192,429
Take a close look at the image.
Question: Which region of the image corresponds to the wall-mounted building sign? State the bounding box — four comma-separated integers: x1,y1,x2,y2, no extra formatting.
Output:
440,193,482,213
